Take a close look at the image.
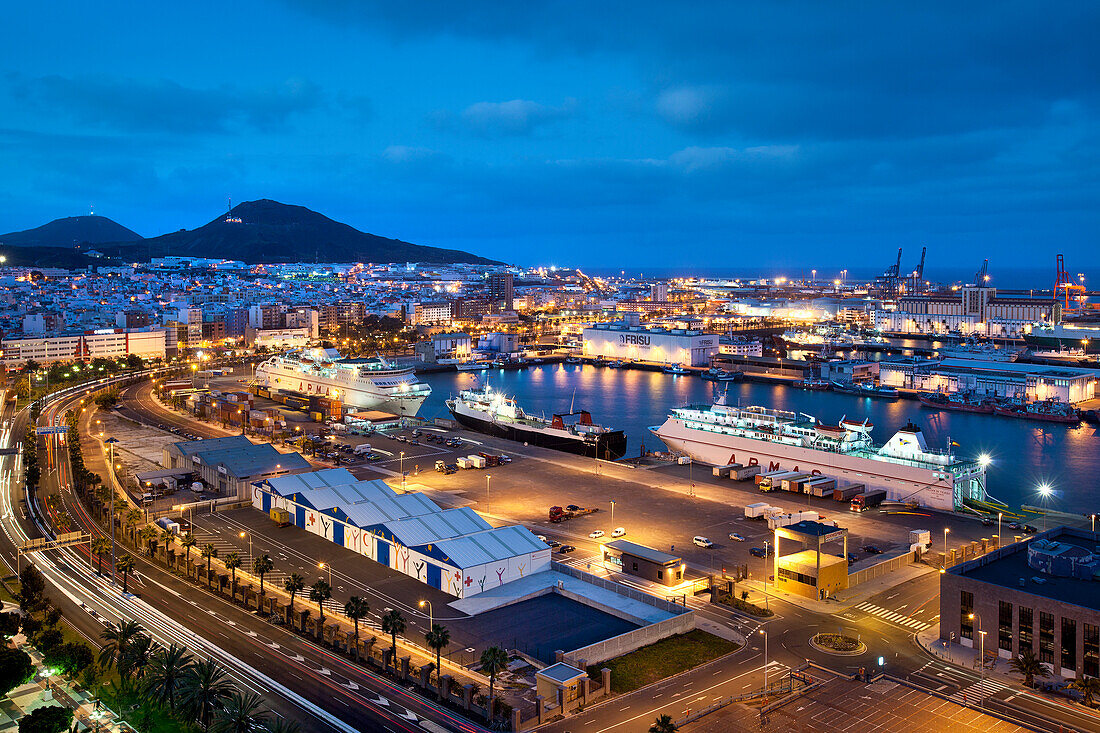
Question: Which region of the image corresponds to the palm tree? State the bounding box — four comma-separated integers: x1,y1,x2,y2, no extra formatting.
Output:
146,643,194,711
479,646,509,717
649,714,678,733
180,657,233,731
201,543,219,583
139,525,159,556
91,537,111,576
284,573,305,614
225,552,241,592
309,579,332,621
1072,675,1100,707
99,619,144,673
160,528,175,556
121,634,160,682
1009,648,1050,688
181,531,197,560
381,609,406,671
252,554,274,597
125,508,143,542
213,690,268,733
116,554,135,594
344,596,370,659
426,624,450,687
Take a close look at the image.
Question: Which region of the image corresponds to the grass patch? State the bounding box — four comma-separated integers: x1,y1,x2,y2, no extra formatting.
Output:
588,630,740,693
812,633,862,652
712,589,774,617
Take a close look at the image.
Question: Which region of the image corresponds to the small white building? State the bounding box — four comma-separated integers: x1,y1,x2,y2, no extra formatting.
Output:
718,338,763,357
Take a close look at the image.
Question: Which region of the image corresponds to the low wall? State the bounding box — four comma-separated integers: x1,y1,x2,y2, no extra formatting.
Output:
563,612,695,668
551,561,695,667
848,550,917,587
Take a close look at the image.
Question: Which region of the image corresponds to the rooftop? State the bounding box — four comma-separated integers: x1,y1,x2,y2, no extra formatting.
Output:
536,662,587,685
604,539,682,566
780,520,849,539
173,436,310,478
950,526,1100,610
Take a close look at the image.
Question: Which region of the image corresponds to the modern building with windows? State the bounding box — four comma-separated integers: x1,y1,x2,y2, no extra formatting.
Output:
581,322,719,366
941,526,1100,680
600,540,684,587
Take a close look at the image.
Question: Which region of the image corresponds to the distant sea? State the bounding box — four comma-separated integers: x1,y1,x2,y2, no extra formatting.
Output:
584,266,1083,292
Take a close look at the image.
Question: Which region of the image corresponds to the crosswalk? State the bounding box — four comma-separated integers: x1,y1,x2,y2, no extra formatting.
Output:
852,601,931,631
949,677,1008,704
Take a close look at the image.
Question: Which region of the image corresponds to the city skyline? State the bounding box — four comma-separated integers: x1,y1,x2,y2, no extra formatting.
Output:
2,2,1097,268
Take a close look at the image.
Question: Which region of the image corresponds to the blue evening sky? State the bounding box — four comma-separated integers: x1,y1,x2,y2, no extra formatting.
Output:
1,2,1097,270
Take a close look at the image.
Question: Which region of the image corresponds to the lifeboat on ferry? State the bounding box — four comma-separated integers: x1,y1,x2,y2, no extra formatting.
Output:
840,417,873,435
814,424,847,438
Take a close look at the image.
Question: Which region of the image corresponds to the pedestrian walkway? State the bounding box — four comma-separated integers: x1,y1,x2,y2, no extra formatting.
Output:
948,677,1008,705
852,601,931,631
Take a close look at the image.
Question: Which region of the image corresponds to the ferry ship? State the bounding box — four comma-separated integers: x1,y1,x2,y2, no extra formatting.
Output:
650,396,987,511
938,339,1021,362
447,385,627,460
254,348,431,415
1024,323,1100,354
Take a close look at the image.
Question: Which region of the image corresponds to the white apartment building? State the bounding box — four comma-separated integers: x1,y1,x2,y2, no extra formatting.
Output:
1,328,167,366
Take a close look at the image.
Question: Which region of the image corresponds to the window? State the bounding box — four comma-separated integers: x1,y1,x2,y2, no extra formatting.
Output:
1039,612,1055,664
778,567,817,586
960,591,974,640
1085,624,1099,678
1019,607,1033,655
632,562,638,571
656,570,663,580
999,601,1013,652
1062,618,1077,672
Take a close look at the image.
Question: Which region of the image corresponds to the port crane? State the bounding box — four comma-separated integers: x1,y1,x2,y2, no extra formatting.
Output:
1054,254,1086,313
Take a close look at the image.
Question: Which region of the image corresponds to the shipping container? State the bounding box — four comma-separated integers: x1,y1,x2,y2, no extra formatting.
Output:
713,463,737,478
805,477,837,497
780,474,812,492
744,502,771,518
732,464,762,481
832,484,864,502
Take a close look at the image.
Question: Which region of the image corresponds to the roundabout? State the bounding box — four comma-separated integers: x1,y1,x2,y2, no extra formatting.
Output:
809,633,866,656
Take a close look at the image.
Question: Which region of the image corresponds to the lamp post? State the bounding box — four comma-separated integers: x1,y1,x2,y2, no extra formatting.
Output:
400,451,406,492
969,612,986,707
319,562,331,585
998,512,1003,546
419,599,433,628
610,499,615,528
486,474,491,514
943,527,950,567
1037,483,1052,532
240,531,252,566
760,628,769,690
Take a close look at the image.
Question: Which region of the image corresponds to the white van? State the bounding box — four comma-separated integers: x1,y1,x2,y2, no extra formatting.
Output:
693,536,714,548
353,444,373,455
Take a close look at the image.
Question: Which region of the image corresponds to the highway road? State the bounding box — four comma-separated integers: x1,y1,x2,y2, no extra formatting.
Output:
0,373,488,733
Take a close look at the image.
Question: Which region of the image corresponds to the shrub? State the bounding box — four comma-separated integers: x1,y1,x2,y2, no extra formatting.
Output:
0,647,35,698
18,705,72,733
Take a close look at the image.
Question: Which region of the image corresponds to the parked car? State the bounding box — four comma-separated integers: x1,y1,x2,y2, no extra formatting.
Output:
693,536,714,548
547,539,561,548
536,535,548,543
750,547,769,558
862,545,883,554
558,545,576,553
847,553,859,565
588,530,605,539
611,527,627,538
981,517,994,526
566,504,582,512
728,532,745,542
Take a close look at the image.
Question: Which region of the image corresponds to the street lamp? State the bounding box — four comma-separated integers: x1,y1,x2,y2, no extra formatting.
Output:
943,527,950,566
486,474,491,513
400,451,406,492
609,499,615,527
969,613,986,706
319,562,331,584
998,512,1003,547
760,628,769,690
1037,483,1052,531
419,599,433,628
240,531,252,566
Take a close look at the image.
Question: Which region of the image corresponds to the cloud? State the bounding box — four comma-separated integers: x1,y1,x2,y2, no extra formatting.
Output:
8,74,326,134
454,98,577,137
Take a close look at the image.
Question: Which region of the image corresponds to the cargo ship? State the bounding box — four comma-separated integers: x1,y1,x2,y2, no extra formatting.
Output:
650,396,987,511
830,381,899,399
254,348,431,415
993,398,1080,424
1024,323,1100,354
918,392,996,414
447,385,627,460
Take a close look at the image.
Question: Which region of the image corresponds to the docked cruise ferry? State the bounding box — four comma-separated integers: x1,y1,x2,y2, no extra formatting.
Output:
254,348,431,415
447,385,627,460
651,397,987,511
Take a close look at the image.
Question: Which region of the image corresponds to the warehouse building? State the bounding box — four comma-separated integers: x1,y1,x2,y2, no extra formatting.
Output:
252,469,550,598
879,358,1095,404
582,322,719,366
163,436,311,500
601,540,684,587
941,527,1100,680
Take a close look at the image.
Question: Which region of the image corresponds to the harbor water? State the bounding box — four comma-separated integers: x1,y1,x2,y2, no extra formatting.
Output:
416,364,1100,513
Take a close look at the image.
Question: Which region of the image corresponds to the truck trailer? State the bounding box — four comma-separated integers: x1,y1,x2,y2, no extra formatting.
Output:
850,489,887,512
832,484,865,502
